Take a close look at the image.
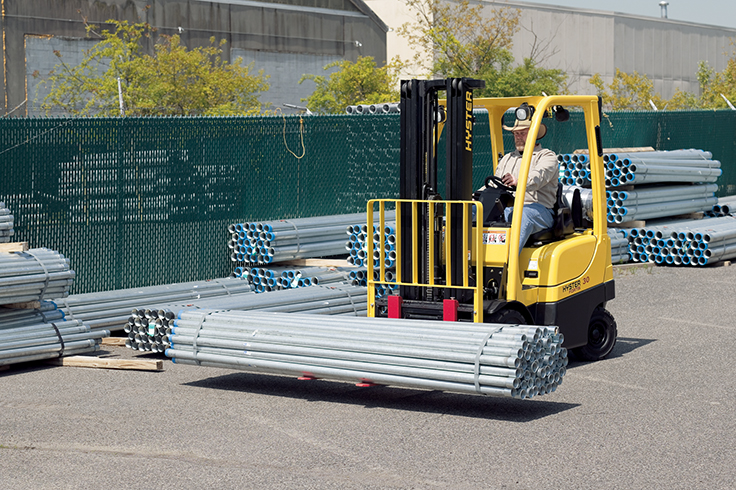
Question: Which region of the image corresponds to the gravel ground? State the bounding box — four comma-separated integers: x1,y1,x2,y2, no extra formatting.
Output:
1,264,735,489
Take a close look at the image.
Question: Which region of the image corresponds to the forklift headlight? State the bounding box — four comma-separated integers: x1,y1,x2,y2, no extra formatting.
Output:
515,103,534,121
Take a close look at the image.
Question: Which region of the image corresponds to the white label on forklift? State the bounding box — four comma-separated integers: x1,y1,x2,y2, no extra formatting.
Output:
483,231,506,244
528,259,538,270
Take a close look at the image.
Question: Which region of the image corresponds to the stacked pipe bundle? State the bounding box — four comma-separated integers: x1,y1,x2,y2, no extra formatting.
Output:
707,195,736,217
346,219,397,268
605,184,718,224
558,154,591,186
0,202,14,243
346,220,398,297
53,277,252,333
604,149,721,188
126,285,368,352
345,269,399,298
625,215,736,265
166,311,567,400
0,248,75,305
232,266,352,293
608,229,630,264
229,212,395,264
345,103,400,114
0,302,107,367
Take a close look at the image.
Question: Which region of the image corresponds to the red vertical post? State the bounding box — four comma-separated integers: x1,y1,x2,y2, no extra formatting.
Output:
387,295,403,319
443,298,459,321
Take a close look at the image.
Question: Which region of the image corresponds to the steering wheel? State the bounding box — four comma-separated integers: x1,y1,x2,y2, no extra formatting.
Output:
485,175,515,193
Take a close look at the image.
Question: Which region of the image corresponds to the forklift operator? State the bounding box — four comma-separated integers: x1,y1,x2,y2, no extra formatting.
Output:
492,118,559,254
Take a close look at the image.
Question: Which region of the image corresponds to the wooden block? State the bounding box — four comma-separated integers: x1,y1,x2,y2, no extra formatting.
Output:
609,220,646,229
46,356,164,371
101,337,127,347
573,147,655,155
710,260,732,268
276,258,352,268
3,301,41,309
0,242,29,253
669,212,704,221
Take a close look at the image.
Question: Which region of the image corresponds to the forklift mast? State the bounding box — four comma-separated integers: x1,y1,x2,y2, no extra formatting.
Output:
398,78,485,303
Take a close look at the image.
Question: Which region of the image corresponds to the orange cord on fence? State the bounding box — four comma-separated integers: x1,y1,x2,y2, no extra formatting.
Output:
275,108,306,159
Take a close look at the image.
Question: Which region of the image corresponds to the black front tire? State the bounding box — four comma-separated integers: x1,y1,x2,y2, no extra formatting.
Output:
485,308,527,325
574,307,617,361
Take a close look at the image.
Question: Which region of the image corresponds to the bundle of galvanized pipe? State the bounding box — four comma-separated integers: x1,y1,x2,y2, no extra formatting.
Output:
608,229,630,264
0,248,75,305
126,284,368,352
0,202,14,243
346,219,397,268
53,277,252,333
166,311,567,400
605,184,718,224
0,303,107,367
708,195,736,217
229,212,396,264
345,103,400,114
231,266,352,293
346,220,399,297
558,154,591,186
604,149,721,188
625,215,736,265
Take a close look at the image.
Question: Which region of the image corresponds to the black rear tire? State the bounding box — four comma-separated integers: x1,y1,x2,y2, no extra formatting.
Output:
485,308,527,325
574,307,617,361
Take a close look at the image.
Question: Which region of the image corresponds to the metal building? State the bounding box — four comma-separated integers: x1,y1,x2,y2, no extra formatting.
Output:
366,0,736,99
503,1,736,98
1,0,388,116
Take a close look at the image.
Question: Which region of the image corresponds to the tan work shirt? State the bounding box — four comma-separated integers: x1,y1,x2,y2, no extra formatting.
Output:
495,145,558,209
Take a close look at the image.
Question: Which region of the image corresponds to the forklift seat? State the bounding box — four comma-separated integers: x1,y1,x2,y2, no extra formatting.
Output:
526,182,576,246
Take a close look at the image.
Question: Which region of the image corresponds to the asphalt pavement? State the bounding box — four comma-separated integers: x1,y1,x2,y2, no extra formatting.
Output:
1,264,735,489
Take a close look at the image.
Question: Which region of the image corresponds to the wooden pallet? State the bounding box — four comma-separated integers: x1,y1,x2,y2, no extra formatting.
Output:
100,337,127,347
46,356,164,371
573,146,656,155
610,212,706,230
0,241,29,253
277,258,353,268
2,301,41,309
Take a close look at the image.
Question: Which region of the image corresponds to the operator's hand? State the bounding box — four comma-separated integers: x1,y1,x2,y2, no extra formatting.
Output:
501,173,517,188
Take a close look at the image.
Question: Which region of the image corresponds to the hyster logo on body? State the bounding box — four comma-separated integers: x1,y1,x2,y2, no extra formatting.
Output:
465,90,473,151
562,279,581,295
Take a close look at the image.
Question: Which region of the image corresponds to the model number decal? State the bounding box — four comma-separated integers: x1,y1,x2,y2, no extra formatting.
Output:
483,231,506,244
563,276,590,295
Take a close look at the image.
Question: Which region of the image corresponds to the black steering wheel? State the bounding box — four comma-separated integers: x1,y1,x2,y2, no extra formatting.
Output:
485,175,515,193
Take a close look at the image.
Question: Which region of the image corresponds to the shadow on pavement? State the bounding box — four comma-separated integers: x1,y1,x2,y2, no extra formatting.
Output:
185,372,579,422
566,336,656,367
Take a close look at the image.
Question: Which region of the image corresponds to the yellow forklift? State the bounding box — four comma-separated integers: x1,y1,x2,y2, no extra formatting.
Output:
367,78,617,361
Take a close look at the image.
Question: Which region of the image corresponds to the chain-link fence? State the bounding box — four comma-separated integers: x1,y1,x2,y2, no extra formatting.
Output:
1,110,734,293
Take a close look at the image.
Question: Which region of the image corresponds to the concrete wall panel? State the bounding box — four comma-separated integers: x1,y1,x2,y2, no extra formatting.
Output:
2,0,387,115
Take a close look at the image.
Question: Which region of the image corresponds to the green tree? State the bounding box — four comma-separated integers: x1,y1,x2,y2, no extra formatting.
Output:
698,56,736,109
39,20,269,116
396,0,566,96
299,56,400,114
589,70,666,110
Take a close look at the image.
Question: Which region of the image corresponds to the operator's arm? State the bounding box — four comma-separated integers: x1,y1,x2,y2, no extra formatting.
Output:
525,149,558,193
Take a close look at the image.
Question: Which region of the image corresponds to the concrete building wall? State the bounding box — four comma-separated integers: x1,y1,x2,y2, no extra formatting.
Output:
366,0,736,100
25,36,98,115
363,0,432,80
1,0,388,116
233,49,343,111
500,1,736,99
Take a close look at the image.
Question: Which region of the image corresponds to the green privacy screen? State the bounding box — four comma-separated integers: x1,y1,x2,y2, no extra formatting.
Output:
1,110,735,294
